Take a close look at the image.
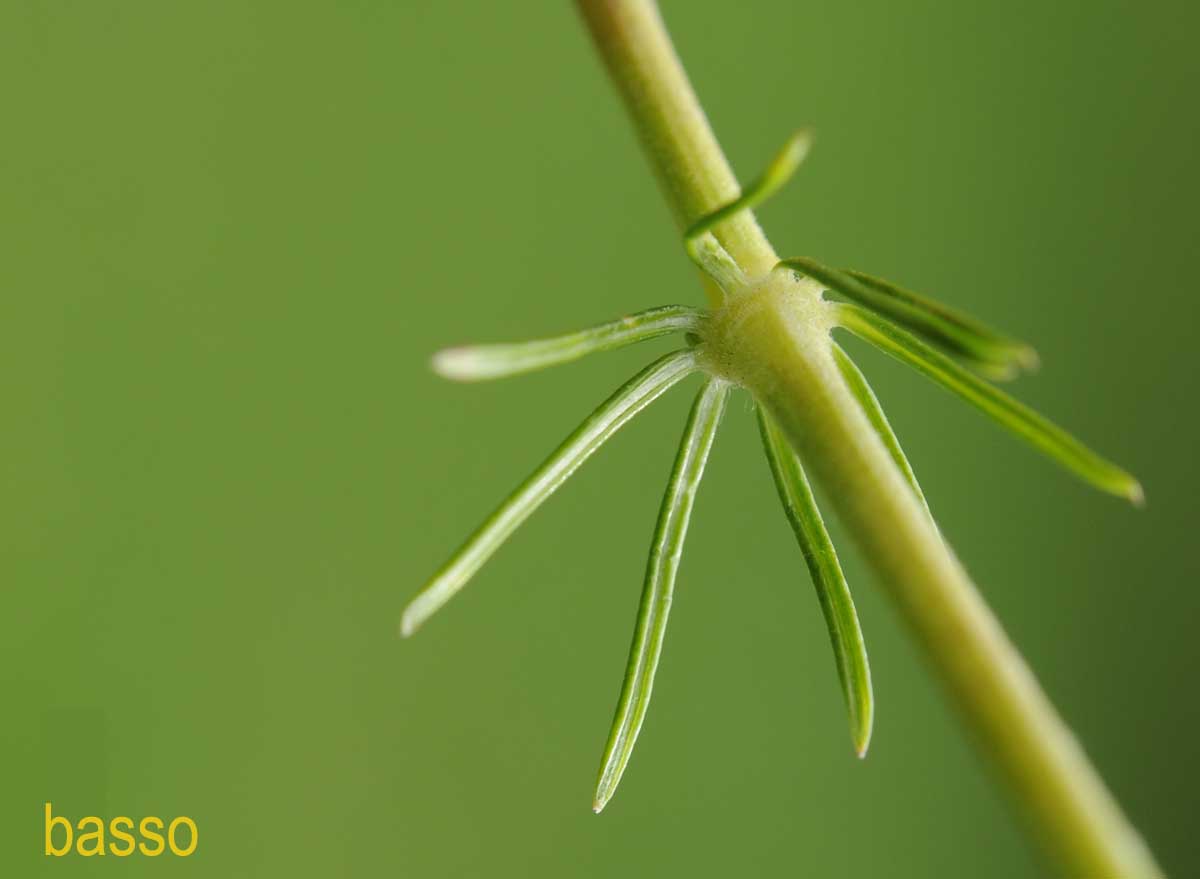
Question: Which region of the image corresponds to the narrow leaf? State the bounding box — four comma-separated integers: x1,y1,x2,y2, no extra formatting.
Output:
401,350,698,637
831,343,932,519
684,130,812,262
593,378,729,813
687,232,745,297
846,268,1039,378
757,406,874,757
779,257,1038,379
432,304,705,382
836,303,1143,504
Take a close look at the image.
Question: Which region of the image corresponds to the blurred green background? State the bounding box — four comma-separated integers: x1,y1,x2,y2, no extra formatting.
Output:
2,1,1197,875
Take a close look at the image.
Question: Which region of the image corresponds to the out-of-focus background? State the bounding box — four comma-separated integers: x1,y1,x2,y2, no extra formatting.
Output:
2,1,1196,875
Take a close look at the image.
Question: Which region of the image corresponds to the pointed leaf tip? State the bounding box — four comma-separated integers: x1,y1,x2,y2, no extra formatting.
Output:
430,347,479,381
398,610,417,639
781,258,1038,380
835,303,1141,502
1016,344,1041,373
766,129,814,190
757,407,875,759
429,306,704,382
852,687,873,759
855,721,872,759
593,379,728,812
1127,480,1145,508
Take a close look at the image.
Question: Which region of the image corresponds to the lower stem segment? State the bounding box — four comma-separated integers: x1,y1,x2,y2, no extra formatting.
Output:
577,1,1161,876
743,286,1160,878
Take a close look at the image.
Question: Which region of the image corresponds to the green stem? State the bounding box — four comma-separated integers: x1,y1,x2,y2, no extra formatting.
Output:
576,2,1161,876
576,0,778,295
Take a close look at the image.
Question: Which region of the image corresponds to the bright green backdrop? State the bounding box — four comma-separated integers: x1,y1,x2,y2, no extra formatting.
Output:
2,1,1197,876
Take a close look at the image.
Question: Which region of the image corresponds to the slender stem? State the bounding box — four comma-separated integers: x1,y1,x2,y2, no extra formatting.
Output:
576,0,780,299
576,2,1161,876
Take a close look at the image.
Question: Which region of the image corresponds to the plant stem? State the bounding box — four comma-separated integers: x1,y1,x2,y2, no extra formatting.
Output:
576,2,1161,876
576,0,777,295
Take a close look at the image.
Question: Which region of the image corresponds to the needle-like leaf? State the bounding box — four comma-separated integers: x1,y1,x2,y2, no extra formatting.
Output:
757,406,874,757
835,303,1143,504
779,257,1038,380
402,350,698,637
431,305,705,382
593,378,729,813
844,269,1039,371
684,130,812,263
687,232,746,296
831,343,932,519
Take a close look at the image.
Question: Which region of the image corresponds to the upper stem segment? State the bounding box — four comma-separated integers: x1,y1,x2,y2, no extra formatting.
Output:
576,2,1161,876
576,0,780,292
